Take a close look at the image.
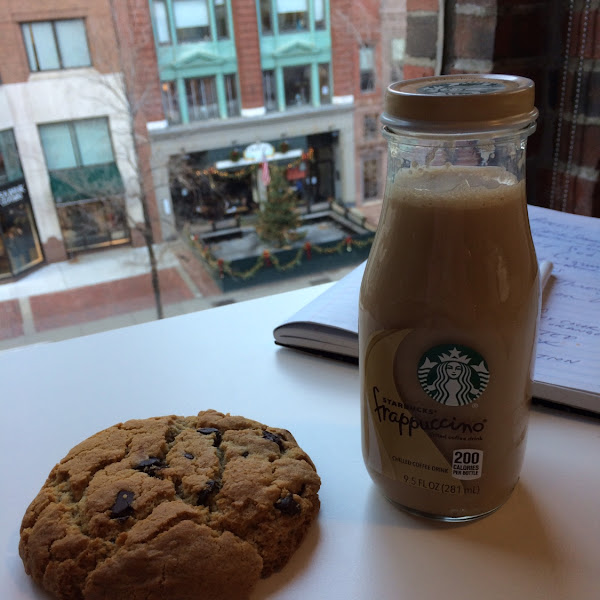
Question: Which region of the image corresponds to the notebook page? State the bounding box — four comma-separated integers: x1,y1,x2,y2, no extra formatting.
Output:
528,205,600,401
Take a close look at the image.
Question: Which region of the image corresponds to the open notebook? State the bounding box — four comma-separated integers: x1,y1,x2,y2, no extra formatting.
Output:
274,205,600,415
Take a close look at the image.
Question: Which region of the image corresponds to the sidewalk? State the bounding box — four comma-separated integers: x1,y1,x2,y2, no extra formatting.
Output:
0,202,383,352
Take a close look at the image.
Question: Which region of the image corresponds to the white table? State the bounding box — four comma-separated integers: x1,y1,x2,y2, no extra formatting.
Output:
2,285,599,600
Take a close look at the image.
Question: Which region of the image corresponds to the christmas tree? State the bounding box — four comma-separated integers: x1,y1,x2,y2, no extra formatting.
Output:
255,163,304,247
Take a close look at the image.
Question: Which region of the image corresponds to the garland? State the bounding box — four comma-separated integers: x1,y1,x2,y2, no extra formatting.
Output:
190,234,374,280
194,148,315,180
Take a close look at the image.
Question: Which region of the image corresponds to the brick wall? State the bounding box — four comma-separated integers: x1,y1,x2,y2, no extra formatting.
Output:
403,0,599,216
330,0,356,98
111,0,165,242
231,0,263,111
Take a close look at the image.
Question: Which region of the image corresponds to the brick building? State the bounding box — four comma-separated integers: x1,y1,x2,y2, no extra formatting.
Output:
146,0,401,239
0,0,163,281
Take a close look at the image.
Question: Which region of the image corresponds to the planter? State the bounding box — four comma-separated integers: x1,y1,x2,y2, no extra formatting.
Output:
191,210,375,292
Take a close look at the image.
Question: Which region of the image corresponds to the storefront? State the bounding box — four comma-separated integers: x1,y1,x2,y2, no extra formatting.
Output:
170,132,337,227
0,128,44,279
0,180,44,279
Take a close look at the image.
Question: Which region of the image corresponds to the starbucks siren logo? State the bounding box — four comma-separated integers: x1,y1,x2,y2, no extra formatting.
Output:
418,344,489,406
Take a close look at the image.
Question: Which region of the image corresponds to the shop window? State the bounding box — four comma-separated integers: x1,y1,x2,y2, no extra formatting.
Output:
152,1,172,45
278,0,308,32
39,118,128,252
185,77,219,120
315,0,326,30
225,74,240,117
363,114,379,140
359,45,375,93
55,199,129,253
363,157,378,199
260,0,273,34
0,196,44,278
162,81,181,124
319,63,331,104
263,70,278,112
283,64,311,108
0,130,24,186
21,19,91,72
173,0,210,42
0,130,43,278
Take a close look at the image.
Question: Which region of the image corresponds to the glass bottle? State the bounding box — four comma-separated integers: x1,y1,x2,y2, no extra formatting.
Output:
359,74,540,521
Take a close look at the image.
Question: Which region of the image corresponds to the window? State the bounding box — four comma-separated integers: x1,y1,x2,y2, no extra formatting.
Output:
40,119,115,171
224,74,240,117
318,63,331,104
283,64,311,108
153,1,172,45
263,70,278,112
314,0,326,30
39,118,124,203
260,0,273,34
0,130,23,186
0,129,43,278
363,114,379,140
391,38,405,82
359,45,375,93
21,19,91,72
363,157,378,199
162,81,181,124
215,0,229,39
185,77,219,120
173,0,210,43
38,119,127,252
278,0,308,32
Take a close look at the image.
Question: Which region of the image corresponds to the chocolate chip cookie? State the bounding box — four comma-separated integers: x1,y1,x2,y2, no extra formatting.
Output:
19,410,321,600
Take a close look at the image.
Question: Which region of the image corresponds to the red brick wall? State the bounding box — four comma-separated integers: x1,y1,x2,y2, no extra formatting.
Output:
330,0,356,97
231,0,263,110
403,0,439,79
402,0,599,216
111,0,165,242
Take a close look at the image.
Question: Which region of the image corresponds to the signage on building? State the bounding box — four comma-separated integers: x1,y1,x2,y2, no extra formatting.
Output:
243,142,275,162
0,180,30,207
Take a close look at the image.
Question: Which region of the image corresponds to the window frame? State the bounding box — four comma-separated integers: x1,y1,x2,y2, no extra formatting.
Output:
185,76,220,121
151,0,233,45
362,155,379,200
359,44,376,94
21,18,91,72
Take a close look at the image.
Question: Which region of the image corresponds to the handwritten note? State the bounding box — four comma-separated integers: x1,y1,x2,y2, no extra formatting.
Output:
528,205,600,409
275,205,600,413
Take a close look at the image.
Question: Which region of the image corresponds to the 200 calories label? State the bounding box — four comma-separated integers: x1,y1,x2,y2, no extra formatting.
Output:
452,449,483,480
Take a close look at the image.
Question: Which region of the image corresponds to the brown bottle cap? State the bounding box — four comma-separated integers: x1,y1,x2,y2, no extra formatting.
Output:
382,74,538,133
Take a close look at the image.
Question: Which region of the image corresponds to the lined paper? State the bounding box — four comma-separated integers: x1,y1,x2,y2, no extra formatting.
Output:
274,205,600,412
528,205,600,408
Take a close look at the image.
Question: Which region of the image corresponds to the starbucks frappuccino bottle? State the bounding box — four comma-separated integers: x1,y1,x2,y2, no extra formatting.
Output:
359,74,540,521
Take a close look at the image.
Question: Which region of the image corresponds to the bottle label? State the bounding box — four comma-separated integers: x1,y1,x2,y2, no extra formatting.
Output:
417,344,489,406
363,330,489,490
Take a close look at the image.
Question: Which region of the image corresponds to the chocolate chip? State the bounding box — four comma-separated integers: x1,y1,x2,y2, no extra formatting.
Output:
197,427,222,447
197,480,219,506
275,494,301,516
111,490,135,520
134,457,165,477
241,451,249,458
262,430,285,452
184,452,194,459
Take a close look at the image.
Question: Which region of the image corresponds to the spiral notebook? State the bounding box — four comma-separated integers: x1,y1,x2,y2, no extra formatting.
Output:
274,205,600,415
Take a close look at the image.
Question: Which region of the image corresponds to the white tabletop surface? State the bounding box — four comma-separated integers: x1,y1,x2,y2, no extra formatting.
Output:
2,284,599,600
